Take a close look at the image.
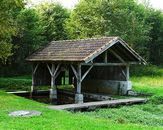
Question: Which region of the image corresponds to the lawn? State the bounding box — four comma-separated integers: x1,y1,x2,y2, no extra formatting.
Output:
0,75,31,91
0,65,163,129
1,91,162,130
82,66,163,128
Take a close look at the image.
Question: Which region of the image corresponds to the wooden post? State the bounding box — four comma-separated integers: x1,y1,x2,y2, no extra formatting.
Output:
30,63,39,98
30,65,34,98
51,64,55,87
50,63,57,101
75,64,83,104
126,64,130,81
77,64,81,94
71,64,83,104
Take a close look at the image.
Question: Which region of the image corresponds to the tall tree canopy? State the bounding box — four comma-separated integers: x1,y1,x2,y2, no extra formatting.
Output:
145,9,163,65
0,2,70,76
0,0,24,63
1,0,163,76
66,0,151,58
37,3,69,42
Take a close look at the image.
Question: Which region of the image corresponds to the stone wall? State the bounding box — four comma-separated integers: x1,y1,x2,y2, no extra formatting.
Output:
82,80,132,95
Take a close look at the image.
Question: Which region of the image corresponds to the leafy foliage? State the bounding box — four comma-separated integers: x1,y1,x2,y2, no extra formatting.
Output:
66,0,151,57
66,0,104,39
0,2,70,76
0,0,163,76
101,0,150,56
0,0,24,63
145,9,163,64
37,3,69,41
0,42,13,63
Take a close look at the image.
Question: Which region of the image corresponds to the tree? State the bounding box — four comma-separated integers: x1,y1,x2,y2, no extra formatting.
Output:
0,2,70,76
37,3,69,42
6,8,46,75
145,9,163,65
15,8,45,58
66,0,151,58
101,0,151,57
66,0,105,39
0,0,24,63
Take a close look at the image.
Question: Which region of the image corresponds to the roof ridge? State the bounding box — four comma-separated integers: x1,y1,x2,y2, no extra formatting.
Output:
83,37,119,62
51,36,118,44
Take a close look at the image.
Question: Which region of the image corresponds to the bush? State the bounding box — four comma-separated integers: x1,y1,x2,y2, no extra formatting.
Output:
130,65,163,77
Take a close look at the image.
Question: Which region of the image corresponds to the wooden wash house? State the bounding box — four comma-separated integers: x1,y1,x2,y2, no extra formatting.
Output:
26,37,146,104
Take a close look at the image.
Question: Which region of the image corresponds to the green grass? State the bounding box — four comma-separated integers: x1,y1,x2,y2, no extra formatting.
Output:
82,104,163,127
0,75,53,92
82,66,163,128
0,75,32,91
0,65,163,129
0,91,161,130
0,76,74,92
132,76,163,95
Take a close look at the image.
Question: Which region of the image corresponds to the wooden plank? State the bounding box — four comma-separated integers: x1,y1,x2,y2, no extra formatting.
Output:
48,98,147,110
81,63,127,66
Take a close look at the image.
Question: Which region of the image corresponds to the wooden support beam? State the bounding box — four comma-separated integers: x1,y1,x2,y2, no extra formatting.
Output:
53,64,60,76
31,63,39,98
81,63,127,66
51,63,55,88
46,63,53,76
115,44,140,65
54,69,62,80
46,63,61,101
71,64,83,103
119,40,143,62
109,49,125,63
33,63,39,74
47,63,61,77
75,64,83,103
76,64,81,94
81,65,93,82
70,65,78,79
120,67,127,79
126,65,130,81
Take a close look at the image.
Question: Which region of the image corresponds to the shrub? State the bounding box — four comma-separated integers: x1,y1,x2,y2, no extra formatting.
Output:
130,65,163,77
